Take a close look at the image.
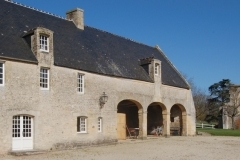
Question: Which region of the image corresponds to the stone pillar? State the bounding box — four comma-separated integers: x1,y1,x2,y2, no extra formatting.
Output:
182,114,188,136
163,112,170,137
141,110,147,139
138,108,146,139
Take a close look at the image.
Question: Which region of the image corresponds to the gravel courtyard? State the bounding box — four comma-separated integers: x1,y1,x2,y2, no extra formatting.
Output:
1,136,240,160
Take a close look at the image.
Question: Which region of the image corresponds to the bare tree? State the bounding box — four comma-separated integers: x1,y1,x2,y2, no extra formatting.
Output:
224,85,240,129
182,73,209,121
193,88,209,121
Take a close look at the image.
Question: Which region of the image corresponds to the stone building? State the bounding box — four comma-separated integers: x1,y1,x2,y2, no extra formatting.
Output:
0,0,196,154
222,85,240,129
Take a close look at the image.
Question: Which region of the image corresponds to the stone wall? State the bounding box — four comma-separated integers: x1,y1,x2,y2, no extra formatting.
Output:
0,59,196,154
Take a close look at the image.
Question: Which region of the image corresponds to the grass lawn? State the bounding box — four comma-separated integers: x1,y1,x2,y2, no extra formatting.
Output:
197,128,240,136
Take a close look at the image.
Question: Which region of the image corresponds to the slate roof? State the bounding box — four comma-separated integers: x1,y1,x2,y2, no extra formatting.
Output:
0,0,189,89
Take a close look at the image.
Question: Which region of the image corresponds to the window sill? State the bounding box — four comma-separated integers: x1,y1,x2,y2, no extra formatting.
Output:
40,88,49,91
40,50,49,53
77,132,88,134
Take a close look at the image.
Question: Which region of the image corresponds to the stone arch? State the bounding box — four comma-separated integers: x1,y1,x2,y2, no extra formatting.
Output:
117,99,143,139
170,104,187,136
147,102,167,136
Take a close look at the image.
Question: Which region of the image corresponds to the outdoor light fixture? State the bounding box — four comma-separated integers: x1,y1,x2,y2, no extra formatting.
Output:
99,92,108,108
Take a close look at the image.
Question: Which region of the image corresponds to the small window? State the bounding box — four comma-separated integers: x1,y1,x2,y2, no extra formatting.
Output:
77,117,87,133
40,68,49,90
40,35,49,52
0,62,4,86
98,117,102,132
171,117,174,122
77,74,84,93
154,63,159,75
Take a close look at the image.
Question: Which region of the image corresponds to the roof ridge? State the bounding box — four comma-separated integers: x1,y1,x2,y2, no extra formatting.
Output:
4,0,68,20
5,0,156,50
85,25,155,49
155,46,190,89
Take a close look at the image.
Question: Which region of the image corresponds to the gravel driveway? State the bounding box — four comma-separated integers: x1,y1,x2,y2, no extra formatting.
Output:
1,136,240,160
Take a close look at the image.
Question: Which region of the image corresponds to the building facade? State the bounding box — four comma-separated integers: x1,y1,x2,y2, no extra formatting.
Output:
0,0,196,154
222,85,240,129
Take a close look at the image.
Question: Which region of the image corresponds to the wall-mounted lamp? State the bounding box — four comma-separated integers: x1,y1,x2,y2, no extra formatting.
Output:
99,92,108,108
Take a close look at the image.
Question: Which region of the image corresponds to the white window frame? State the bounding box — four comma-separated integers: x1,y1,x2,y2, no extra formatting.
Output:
77,73,84,94
77,117,87,133
98,117,102,132
12,115,34,150
12,115,33,138
39,35,49,52
154,63,159,75
40,68,49,90
0,62,4,86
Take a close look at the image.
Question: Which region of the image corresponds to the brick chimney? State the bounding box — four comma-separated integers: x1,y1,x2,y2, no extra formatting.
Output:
66,8,84,30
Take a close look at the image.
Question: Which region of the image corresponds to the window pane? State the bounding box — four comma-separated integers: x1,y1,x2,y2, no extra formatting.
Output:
40,35,48,51
40,68,49,89
77,117,80,132
77,74,84,93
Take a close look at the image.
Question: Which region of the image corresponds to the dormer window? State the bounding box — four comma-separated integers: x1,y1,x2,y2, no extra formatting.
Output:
40,35,49,52
155,63,159,75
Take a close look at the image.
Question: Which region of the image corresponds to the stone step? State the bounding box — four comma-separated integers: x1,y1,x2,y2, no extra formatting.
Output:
9,150,46,156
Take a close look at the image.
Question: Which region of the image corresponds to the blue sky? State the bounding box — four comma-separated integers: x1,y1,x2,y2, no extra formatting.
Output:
14,0,240,91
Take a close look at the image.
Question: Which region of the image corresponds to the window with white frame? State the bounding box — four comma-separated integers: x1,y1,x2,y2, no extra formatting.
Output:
154,63,159,75
98,117,102,132
77,74,84,93
39,35,49,52
0,62,4,86
77,117,87,133
40,68,49,90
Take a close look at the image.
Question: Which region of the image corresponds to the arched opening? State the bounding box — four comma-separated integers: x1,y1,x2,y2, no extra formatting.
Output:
147,102,167,136
170,104,187,136
117,100,143,139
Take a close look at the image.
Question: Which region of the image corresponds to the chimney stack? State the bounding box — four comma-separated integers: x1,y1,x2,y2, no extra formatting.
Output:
66,8,84,30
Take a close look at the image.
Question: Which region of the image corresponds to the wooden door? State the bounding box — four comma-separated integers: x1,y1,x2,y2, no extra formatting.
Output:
117,113,126,140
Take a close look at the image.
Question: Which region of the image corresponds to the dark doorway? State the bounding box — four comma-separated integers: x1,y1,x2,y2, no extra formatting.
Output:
117,100,141,138
118,100,139,129
147,104,163,135
170,105,183,136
